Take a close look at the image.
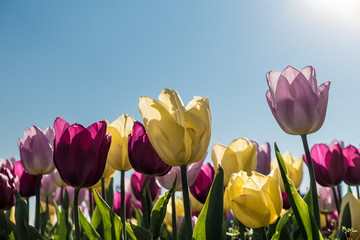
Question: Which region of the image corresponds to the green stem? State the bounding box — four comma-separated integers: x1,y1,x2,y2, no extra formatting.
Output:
301,134,320,227
357,186,360,199
46,196,49,213
180,165,192,240
101,178,107,202
120,170,126,240
74,188,80,240
172,193,177,240
141,176,151,229
332,186,340,214
239,221,245,240
26,197,29,225
61,186,64,204
337,184,342,205
89,189,93,217
259,227,268,240
325,213,329,229
35,174,42,230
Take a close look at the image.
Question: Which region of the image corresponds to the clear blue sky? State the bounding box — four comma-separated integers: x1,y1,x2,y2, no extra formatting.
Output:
1,0,360,195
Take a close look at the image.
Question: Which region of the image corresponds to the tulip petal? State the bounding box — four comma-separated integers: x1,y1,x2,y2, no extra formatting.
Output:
54,117,70,146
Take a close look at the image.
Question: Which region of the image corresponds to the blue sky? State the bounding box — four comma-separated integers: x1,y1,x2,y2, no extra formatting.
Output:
1,0,360,196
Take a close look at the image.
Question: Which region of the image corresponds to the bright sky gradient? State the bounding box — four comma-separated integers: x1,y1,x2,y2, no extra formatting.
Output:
1,0,360,197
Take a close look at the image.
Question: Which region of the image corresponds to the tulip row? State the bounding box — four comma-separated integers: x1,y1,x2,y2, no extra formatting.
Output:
2,65,359,240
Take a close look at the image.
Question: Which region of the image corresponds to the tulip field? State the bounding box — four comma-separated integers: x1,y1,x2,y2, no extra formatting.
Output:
1,66,359,240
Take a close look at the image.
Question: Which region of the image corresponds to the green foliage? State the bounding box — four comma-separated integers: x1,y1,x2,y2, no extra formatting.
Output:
149,172,177,239
193,167,224,240
271,143,322,240
79,206,102,240
340,202,351,240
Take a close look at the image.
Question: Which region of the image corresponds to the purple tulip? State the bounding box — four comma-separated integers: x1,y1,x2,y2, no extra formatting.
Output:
128,121,171,176
253,141,271,175
189,163,215,204
54,117,112,188
281,192,291,210
156,154,206,191
266,66,330,135
306,142,344,187
130,171,161,201
40,174,57,198
114,191,142,219
13,160,37,198
342,145,360,186
0,160,19,210
18,126,55,175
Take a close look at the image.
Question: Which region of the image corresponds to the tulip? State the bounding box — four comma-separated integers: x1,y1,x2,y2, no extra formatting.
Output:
128,121,171,176
18,126,55,175
130,171,161,202
61,186,89,208
13,160,37,198
156,155,205,191
266,65,330,135
212,138,257,187
40,174,57,199
342,145,360,186
0,161,19,210
271,152,303,192
305,142,344,187
139,89,211,166
54,117,111,188
106,114,134,171
54,117,111,240
340,192,360,237
253,141,271,175
189,163,215,204
281,192,291,210
114,192,142,219
189,193,203,212
318,185,336,214
51,169,67,187
224,169,282,228
139,89,211,238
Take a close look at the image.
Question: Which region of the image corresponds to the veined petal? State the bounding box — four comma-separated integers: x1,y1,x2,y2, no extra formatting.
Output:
158,89,186,123
107,127,132,171
300,66,317,92
54,117,70,146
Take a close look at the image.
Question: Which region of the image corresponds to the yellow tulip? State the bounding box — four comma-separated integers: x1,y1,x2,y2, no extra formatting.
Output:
89,177,113,193
101,161,116,179
190,193,204,212
339,192,360,237
106,114,134,171
164,196,184,232
139,89,211,166
212,138,257,186
271,152,303,191
224,169,282,228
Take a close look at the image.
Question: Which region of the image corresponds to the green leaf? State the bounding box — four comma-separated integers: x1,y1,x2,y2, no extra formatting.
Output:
271,209,293,240
131,223,153,240
105,178,114,210
40,207,50,235
274,143,322,240
79,206,102,240
193,167,224,240
14,190,29,239
340,202,351,240
150,172,177,239
28,225,45,240
93,189,121,240
177,217,187,240
0,210,16,240
132,201,143,227
58,189,73,240
125,223,137,240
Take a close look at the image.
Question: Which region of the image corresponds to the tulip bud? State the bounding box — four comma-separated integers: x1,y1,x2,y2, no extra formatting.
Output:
18,126,55,175
342,145,360,186
130,171,161,202
266,66,330,135
128,121,171,176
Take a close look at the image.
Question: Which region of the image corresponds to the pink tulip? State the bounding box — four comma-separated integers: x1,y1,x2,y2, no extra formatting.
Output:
131,171,161,202
54,118,111,188
13,160,37,198
114,191,142,219
266,66,330,135
18,126,55,175
342,145,360,186
318,185,336,214
189,163,215,204
306,142,344,187
40,174,57,198
156,154,206,191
